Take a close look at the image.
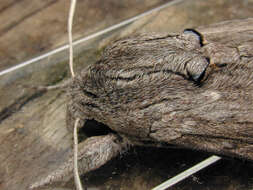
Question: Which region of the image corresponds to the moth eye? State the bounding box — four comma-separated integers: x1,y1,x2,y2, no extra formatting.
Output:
182,29,204,47
186,56,210,83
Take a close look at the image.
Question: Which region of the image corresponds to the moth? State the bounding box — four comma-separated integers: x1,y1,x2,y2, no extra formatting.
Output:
31,18,253,189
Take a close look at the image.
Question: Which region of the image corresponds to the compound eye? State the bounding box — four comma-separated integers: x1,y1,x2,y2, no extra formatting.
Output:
186,56,209,83
182,29,204,49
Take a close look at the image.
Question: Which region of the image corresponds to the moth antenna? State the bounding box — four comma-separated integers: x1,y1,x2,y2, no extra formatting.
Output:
68,0,83,190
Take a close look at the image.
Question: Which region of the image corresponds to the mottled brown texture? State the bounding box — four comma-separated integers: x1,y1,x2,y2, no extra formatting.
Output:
31,18,253,189
68,18,253,158
30,134,128,189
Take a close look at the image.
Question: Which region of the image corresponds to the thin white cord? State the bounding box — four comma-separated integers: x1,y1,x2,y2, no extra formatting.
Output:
68,0,77,78
152,155,221,190
74,118,83,190
69,0,83,189
0,0,184,77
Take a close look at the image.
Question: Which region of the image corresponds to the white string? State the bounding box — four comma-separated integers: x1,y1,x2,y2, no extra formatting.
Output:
0,0,184,77
68,0,83,190
68,0,77,78
152,155,221,190
74,118,83,190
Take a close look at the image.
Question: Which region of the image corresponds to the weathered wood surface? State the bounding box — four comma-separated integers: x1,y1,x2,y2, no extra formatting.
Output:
0,0,169,71
1,0,253,190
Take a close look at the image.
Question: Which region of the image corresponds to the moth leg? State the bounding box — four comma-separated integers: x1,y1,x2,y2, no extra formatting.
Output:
29,133,128,189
